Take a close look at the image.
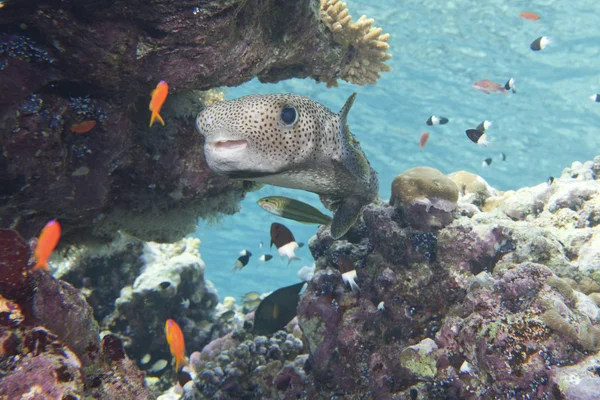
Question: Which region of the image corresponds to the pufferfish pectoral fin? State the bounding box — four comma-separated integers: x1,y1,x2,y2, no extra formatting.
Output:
330,196,363,239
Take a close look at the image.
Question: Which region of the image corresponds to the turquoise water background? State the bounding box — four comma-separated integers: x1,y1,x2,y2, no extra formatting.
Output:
196,0,600,301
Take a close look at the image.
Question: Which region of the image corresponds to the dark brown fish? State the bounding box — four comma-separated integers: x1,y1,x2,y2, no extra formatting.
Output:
253,281,307,335
270,223,300,264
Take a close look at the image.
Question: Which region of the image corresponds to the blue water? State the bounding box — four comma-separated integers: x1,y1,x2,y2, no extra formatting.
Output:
197,0,600,300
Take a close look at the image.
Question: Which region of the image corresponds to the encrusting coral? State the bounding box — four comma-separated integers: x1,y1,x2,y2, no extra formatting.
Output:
319,0,393,87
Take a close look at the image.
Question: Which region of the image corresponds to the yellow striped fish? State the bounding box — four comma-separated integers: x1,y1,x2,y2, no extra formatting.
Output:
257,196,332,226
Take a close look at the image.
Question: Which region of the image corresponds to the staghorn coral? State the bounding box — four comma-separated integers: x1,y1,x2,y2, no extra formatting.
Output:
319,0,393,87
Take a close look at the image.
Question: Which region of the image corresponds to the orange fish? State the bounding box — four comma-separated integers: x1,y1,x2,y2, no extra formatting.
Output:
32,220,61,271
419,132,430,149
472,79,507,95
520,12,540,21
165,319,187,372
149,80,168,127
71,120,97,134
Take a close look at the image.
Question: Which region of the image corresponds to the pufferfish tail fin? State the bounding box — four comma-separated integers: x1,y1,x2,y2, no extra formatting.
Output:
330,196,363,239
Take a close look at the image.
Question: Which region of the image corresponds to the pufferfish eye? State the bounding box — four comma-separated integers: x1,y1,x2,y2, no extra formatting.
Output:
280,105,298,127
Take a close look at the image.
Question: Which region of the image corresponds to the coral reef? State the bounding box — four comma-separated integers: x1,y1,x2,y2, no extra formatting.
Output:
0,228,155,399
240,156,599,399
6,156,600,399
53,234,221,383
0,0,391,243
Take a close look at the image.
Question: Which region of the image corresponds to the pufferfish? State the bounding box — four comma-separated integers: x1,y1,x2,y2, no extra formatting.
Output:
196,93,379,239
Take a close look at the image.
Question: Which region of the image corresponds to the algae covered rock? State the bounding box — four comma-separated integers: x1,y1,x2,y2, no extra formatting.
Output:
399,338,439,380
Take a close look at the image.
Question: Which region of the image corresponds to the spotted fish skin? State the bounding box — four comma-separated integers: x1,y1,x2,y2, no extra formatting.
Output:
196,93,378,239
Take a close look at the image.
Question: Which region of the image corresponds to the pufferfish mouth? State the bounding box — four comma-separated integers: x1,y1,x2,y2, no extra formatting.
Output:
210,139,248,151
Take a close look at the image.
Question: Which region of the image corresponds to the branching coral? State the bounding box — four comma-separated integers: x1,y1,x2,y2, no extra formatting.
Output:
319,0,392,87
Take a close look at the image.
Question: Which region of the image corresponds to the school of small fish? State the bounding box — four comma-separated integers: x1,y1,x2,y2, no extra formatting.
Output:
417,10,596,171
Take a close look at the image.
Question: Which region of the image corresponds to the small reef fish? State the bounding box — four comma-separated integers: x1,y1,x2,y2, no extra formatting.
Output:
377,301,385,312
149,80,168,127
242,291,261,302
499,153,506,161
219,310,235,321
233,250,252,271
482,157,492,167
530,36,551,51
419,132,430,150
32,220,61,271
426,115,449,126
197,93,379,239
243,299,261,311
472,80,507,95
253,281,307,335
476,120,492,132
259,254,273,262
180,298,190,309
465,129,490,147
270,223,300,264
520,12,540,21
259,241,263,248
140,353,151,365
148,359,168,373
547,176,555,185
504,78,516,93
257,196,332,226
165,319,187,372
342,270,360,294
589,94,600,102
71,120,96,133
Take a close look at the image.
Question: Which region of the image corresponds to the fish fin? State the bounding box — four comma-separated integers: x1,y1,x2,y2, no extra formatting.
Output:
149,112,165,127
242,180,265,192
338,98,371,184
330,197,363,239
339,92,357,122
287,256,300,265
31,261,49,271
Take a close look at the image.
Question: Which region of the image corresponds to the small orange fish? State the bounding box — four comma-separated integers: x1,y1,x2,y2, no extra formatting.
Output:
71,120,97,134
165,319,187,372
32,220,61,271
149,80,168,127
473,79,507,95
419,132,430,149
520,12,540,21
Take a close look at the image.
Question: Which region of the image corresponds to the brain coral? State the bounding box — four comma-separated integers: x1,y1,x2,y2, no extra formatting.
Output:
391,167,459,205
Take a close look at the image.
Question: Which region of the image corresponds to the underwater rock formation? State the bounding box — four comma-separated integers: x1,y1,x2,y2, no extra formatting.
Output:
55,234,220,379
288,156,600,398
0,229,155,399
0,0,391,243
